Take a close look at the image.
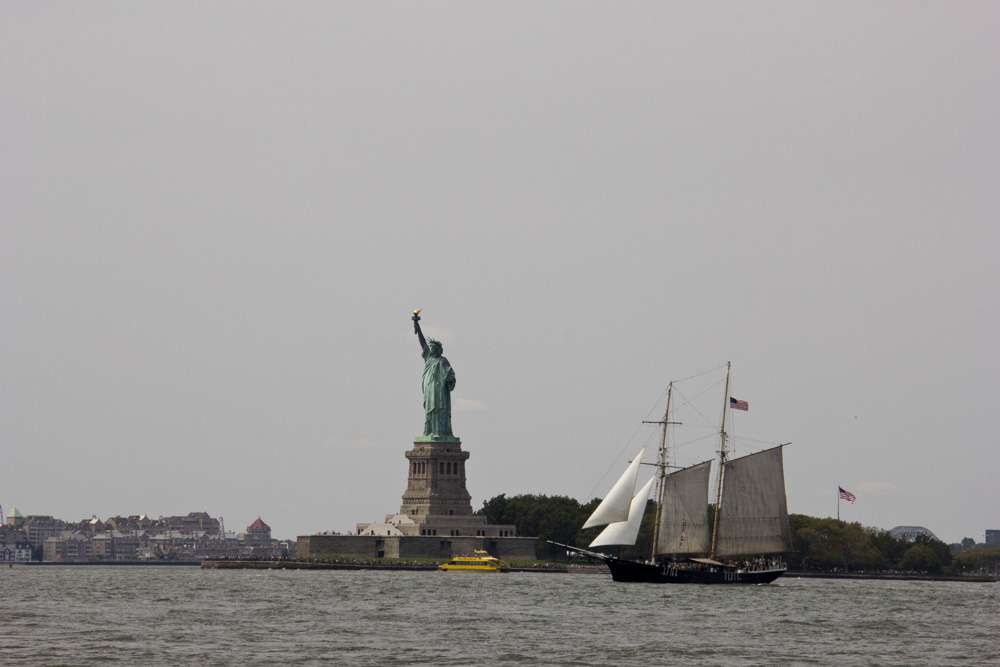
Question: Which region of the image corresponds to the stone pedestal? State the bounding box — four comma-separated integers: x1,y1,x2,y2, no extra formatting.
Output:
400,439,473,518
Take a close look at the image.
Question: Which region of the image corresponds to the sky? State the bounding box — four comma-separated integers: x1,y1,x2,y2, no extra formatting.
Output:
2,2,997,544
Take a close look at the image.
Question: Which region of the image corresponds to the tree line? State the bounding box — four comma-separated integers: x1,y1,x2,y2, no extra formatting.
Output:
476,493,998,576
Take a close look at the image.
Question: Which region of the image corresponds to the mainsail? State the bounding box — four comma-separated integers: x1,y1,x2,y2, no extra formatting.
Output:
713,445,792,557
589,475,655,548
654,460,713,555
582,448,645,529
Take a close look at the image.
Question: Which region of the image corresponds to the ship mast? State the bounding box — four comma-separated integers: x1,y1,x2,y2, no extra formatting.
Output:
709,362,731,559
649,382,674,560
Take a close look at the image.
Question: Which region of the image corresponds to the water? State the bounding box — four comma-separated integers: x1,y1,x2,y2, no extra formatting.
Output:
2,566,997,666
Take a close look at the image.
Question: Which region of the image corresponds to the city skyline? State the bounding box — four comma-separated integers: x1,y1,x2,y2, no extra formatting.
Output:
1,509,291,562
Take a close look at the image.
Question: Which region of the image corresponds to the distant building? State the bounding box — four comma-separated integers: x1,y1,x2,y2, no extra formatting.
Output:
25,516,65,547
1,542,32,562
0,510,31,558
6,507,25,527
91,533,113,559
43,532,93,562
201,532,244,559
986,530,1000,546
889,526,940,542
246,518,272,548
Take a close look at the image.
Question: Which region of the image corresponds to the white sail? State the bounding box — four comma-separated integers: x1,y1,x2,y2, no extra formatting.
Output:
582,448,646,529
654,460,713,555
589,475,655,548
714,446,792,557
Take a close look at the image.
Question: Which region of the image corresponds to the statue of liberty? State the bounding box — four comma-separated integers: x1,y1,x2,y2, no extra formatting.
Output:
412,310,457,441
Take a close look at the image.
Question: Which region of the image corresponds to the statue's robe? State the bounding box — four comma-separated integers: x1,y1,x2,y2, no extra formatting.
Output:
422,351,456,439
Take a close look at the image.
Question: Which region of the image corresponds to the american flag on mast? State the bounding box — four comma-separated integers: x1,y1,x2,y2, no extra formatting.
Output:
729,396,748,411
839,487,856,503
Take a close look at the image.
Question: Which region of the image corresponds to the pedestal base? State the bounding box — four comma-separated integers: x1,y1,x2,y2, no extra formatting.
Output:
400,439,473,518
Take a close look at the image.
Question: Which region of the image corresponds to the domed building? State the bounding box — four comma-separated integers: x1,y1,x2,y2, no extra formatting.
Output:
889,526,940,542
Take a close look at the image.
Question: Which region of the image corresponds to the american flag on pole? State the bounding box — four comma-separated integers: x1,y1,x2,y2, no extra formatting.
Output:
839,487,856,503
729,396,749,411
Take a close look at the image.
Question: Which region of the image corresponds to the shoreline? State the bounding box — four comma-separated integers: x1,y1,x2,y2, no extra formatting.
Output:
786,570,997,583
200,560,573,573
11,560,996,581
18,561,201,567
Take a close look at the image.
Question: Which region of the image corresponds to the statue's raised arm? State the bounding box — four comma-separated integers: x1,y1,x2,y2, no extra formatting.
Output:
412,309,429,356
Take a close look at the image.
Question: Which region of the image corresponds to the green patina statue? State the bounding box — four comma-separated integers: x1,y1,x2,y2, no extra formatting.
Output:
412,310,457,441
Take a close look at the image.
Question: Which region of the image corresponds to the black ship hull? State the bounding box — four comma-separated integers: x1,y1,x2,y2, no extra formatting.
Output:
604,557,786,584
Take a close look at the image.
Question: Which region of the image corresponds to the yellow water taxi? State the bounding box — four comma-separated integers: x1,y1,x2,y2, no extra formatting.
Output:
438,550,511,573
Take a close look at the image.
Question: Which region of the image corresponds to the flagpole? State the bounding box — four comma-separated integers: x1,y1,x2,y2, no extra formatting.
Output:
837,487,840,521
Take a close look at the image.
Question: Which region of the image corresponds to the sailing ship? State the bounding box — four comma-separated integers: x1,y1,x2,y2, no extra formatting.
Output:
553,363,792,584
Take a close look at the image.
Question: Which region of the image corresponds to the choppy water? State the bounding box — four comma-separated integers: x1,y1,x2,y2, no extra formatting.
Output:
2,565,997,666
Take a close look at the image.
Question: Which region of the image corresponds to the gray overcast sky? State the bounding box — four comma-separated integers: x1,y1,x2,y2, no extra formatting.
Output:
2,3,997,543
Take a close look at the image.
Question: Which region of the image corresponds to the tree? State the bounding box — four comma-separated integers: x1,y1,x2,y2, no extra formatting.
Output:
478,493,509,525
841,522,881,571
789,515,898,571
950,548,1000,576
898,534,951,574
865,527,908,568
789,515,848,570
476,493,594,558
899,544,939,573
